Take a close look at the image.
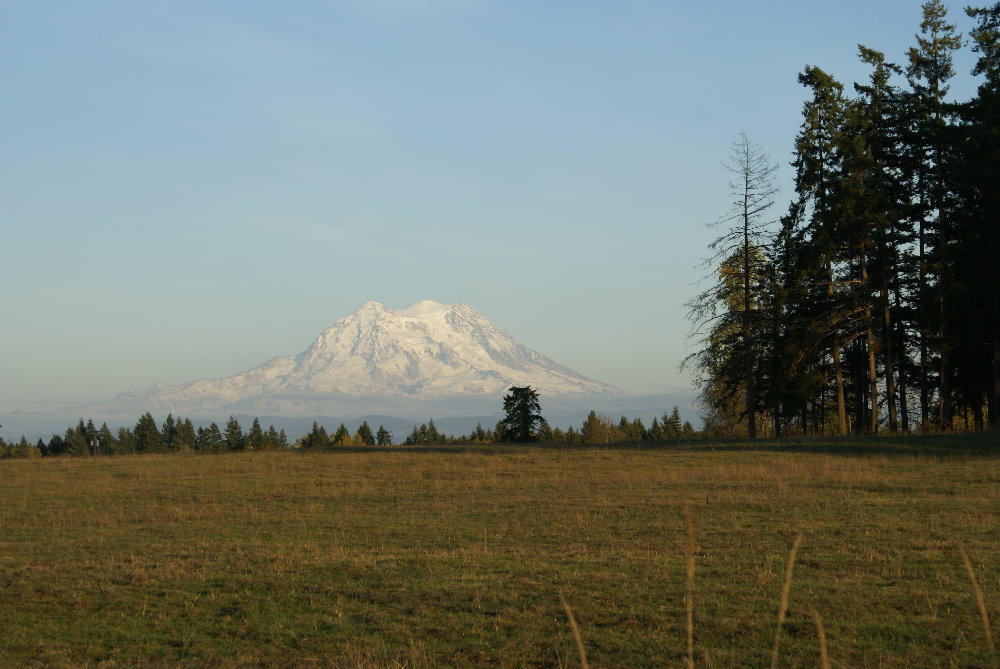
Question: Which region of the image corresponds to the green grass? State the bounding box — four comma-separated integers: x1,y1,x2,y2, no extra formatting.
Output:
1,436,998,667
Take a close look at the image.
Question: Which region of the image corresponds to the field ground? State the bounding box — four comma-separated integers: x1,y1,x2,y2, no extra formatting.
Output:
1,435,998,667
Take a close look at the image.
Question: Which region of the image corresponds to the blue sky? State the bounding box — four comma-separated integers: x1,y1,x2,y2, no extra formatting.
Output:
0,1,985,411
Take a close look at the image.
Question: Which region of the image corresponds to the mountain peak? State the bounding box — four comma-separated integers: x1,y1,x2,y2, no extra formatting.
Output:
88,300,620,417
397,300,454,317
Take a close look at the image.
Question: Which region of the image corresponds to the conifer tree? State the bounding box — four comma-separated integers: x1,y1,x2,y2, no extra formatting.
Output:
333,423,351,446
161,414,177,450
224,416,244,451
246,418,265,450
960,2,1000,429
134,413,164,453
686,134,777,439
356,421,375,446
906,0,964,430
175,418,197,451
500,386,544,442
64,422,89,456
98,422,118,455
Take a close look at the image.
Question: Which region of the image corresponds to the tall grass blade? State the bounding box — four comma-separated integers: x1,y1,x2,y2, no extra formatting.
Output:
959,543,996,654
770,532,803,669
559,592,590,669
684,507,696,669
811,609,830,669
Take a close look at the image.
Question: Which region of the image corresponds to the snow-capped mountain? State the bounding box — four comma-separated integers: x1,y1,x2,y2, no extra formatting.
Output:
87,300,619,417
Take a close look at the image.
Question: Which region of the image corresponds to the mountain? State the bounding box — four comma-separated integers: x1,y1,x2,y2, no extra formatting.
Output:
82,300,620,418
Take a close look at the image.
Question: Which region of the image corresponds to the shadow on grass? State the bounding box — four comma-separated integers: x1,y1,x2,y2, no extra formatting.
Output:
305,431,1000,459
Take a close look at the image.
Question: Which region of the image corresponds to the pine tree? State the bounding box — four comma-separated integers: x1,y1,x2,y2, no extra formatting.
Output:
906,0,964,430
98,422,118,455
246,418,265,450
223,416,244,450
134,413,164,453
376,425,393,446
687,134,778,439
333,423,351,446
161,414,178,450
499,386,544,442
116,427,136,454
793,65,851,434
356,421,375,446
175,418,197,451
64,423,88,456
960,2,1000,429
263,425,281,450
197,422,225,452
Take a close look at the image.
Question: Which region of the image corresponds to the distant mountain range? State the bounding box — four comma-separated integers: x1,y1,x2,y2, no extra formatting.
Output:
77,300,620,418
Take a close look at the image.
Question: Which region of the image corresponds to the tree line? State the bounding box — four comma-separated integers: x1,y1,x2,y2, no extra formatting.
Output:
0,404,697,458
397,407,696,446
0,413,291,458
687,1,1000,437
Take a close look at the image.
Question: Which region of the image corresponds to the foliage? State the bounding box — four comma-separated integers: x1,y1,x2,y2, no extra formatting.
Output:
687,1,1000,436
499,386,545,442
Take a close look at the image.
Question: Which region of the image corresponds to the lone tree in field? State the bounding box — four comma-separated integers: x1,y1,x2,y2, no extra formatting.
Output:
500,386,544,442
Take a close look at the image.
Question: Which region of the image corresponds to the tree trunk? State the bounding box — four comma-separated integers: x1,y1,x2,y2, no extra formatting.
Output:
880,247,898,433
862,251,879,434
829,263,847,435
918,181,930,433
940,294,953,431
992,336,1000,432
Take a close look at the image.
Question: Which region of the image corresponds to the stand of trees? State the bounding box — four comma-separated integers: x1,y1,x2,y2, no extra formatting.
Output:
0,404,700,458
688,1,1000,437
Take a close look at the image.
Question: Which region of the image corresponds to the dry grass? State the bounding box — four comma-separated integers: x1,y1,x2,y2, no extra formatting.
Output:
0,437,997,666
684,507,696,669
959,542,996,654
769,532,802,669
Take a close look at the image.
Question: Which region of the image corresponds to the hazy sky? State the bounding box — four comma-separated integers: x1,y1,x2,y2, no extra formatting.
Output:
0,1,984,411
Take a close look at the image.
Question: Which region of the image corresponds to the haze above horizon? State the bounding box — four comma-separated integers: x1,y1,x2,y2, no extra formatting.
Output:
0,1,984,412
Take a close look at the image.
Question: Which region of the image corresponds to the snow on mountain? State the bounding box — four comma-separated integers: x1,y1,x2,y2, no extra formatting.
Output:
85,301,619,417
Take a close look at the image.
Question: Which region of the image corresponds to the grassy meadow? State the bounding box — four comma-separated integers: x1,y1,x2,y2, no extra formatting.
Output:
1,436,998,667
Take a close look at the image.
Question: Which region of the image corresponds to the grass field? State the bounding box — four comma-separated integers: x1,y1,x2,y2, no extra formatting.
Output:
1,436,998,667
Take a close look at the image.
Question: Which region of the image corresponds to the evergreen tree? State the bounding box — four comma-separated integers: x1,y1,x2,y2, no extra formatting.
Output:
98,422,118,455
302,422,329,448
262,425,281,450
175,418,197,451
580,411,622,444
333,423,351,446
356,421,375,446
64,423,88,456
246,417,265,450
134,413,164,453
960,2,1000,429
906,0,964,430
537,419,554,443
687,134,778,439
84,419,99,455
376,425,393,446
224,416,244,450
197,422,225,452
116,427,136,454
47,434,65,456
499,386,544,442
665,407,683,438
161,414,177,450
